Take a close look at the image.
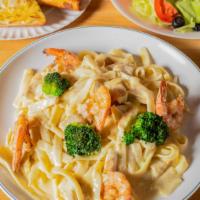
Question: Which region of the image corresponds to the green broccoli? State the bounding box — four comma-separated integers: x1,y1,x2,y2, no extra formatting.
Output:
42,72,70,97
64,123,101,156
123,131,135,145
123,112,169,145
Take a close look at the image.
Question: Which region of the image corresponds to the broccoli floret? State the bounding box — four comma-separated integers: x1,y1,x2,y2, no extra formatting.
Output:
123,112,169,145
42,72,70,97
123,131,135,145
64,123,101,156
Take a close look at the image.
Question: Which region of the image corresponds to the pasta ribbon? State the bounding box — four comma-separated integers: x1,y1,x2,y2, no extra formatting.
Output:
0,49,189,200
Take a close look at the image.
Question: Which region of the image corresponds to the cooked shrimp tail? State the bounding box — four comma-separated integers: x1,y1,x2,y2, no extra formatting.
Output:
156,80,185,129
101,172,134,200
44,48,80,72
84,85,111,131
12,114,32,172
156,80,168,117
102,148,135,199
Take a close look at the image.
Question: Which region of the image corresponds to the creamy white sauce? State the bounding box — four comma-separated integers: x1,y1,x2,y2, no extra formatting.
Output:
9,0,16,7
0,0,6,8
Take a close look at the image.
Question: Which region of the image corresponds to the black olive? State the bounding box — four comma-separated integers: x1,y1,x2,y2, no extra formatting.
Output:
193,24,200,32
172,16,185,28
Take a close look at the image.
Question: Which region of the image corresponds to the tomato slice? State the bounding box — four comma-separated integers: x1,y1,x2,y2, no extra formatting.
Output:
154,0,178,23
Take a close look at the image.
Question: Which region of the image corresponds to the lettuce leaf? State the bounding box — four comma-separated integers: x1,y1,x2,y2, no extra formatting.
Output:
131,0,165,26
191,0,200,23
166,0,177,6
131,0,200,33
176,0,200,23
175,0,200,32
175,22,195,32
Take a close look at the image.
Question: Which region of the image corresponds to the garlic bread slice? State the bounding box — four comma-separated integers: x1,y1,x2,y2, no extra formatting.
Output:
0,0,46,26
38,0,80,10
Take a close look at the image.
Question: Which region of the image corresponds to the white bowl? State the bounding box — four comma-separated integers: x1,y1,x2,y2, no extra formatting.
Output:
0,0,91,40
0,27,200,200
111,0,200,39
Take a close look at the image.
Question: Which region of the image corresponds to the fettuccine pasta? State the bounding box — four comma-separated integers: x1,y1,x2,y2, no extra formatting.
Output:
0,48,189,200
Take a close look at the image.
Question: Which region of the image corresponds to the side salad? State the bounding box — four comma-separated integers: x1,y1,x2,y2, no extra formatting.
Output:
131,0,200,32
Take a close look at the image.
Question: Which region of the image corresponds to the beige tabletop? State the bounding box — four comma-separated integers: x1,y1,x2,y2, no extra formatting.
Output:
0,0,200,199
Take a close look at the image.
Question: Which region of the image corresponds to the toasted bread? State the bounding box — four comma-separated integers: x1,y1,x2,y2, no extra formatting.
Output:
0,0,46,26
38,0,80,10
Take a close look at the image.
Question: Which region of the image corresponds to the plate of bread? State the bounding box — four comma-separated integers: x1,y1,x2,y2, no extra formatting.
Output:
0,0,91,40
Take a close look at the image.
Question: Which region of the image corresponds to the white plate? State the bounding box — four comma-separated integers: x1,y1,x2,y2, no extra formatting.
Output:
111,0,200,39
0,0,91,40
0,27,200,200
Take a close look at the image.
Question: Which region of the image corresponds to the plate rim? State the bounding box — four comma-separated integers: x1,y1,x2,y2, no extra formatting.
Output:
0,182,17,200
111,0,200,40
0,26,199,200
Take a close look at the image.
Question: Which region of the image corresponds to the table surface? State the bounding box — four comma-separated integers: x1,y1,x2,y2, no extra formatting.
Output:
0,0,200,199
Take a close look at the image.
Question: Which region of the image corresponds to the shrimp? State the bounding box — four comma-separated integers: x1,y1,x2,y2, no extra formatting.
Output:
43,48,80,72
156,80,185,129
12,114,32,172
101,172,133,200
101,149,135,200
86,85,111,131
